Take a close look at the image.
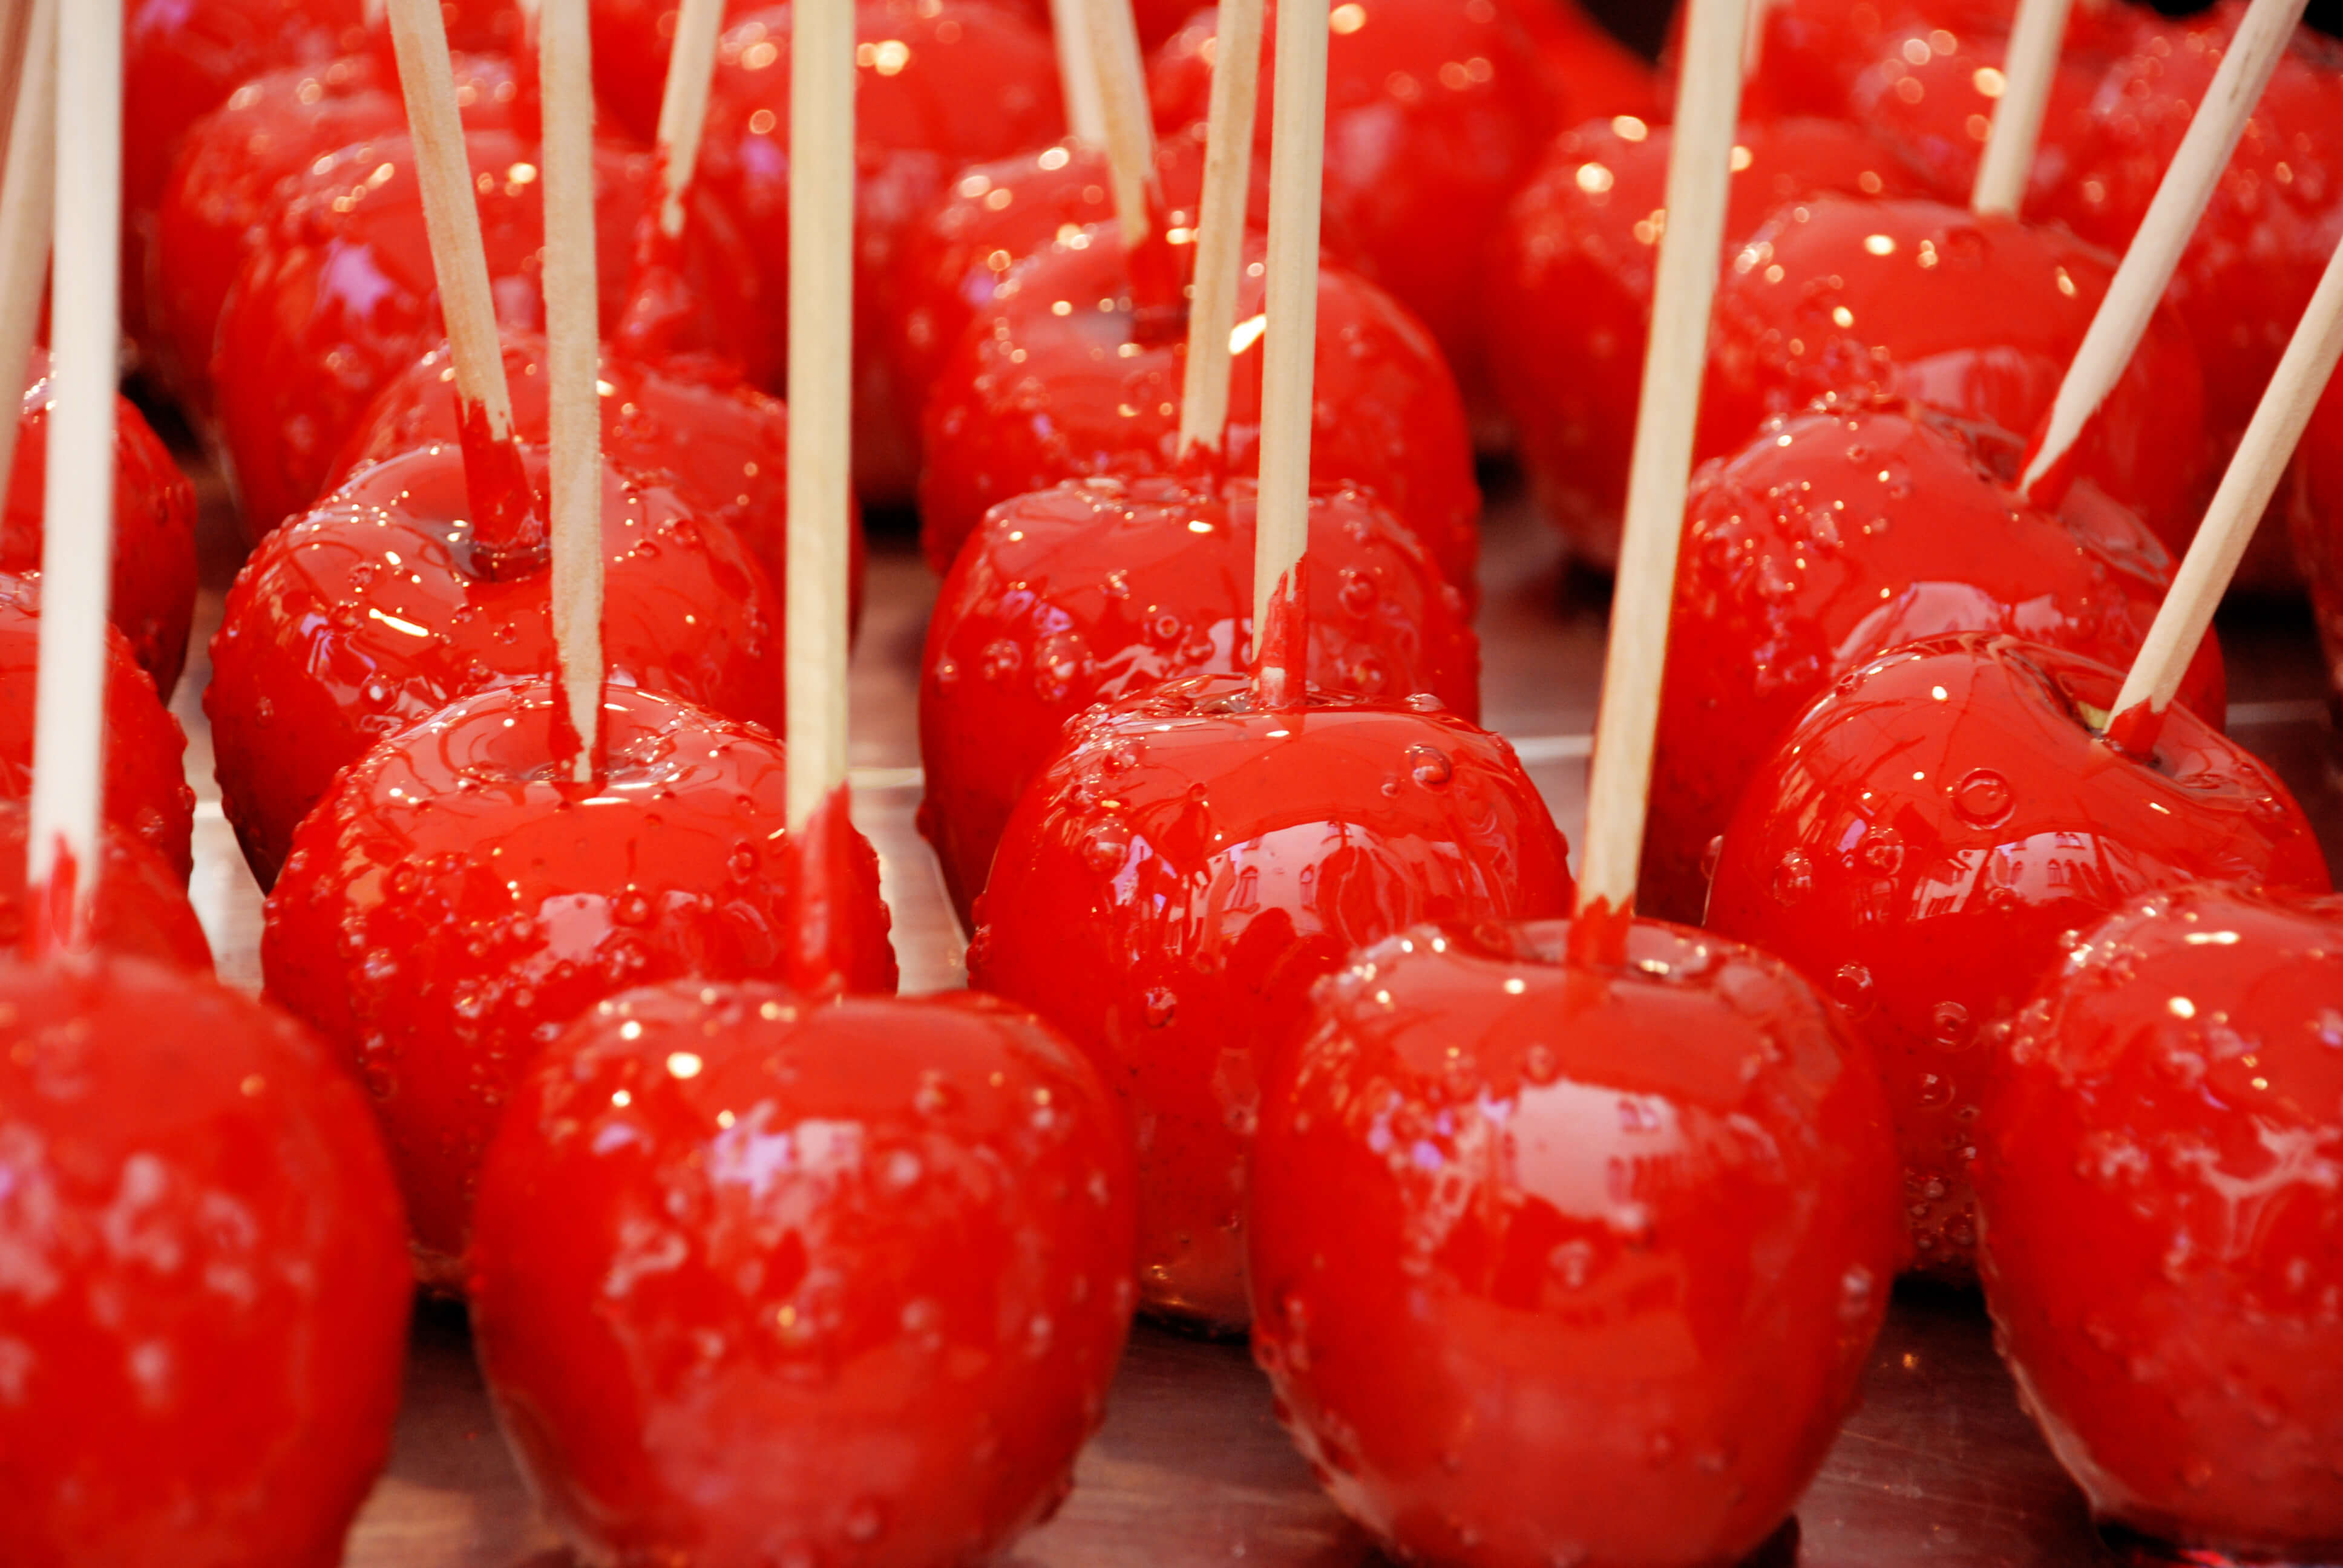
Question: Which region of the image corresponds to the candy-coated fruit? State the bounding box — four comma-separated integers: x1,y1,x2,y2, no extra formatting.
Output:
0,952,411,1568
471,981,1137,1567
1706,635,2332,1276
330,327,864,625
263,681,898,1283
148,50,522,416
1250,918,1902,1568
123,0,369,348
1643,402,2225,924
1486,115,1916,566
1148,0,1573,424
2291,369,2343,690
700,0,1065,503
1979,883,2343,1561
4,350,198,694
209,440,788,887
0,802,212,971
588,0,765,136
1706,195,2210,554
1508,0,1665,126
0,574,194,883
212,126,773,538
920,226,1479,591
972,675,1574,1327
920,475,1480,924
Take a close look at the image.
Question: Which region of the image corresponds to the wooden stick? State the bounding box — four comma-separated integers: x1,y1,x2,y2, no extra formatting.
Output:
0,0,31,175
1971,0,2072,217
27,0,117,942
2106,230,2343,753
1249,0,1328,699
1741,0,1766,80
2020,0,2305,497
1084,0,1157,250
1571,0,1748,946
1048,0,1106,146
540,0,601,781
652,0,725,241
786,0,853,832
0,0,56,523
1175,0,1261,458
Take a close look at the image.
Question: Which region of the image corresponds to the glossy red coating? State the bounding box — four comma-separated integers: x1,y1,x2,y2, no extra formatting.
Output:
3,350,198,694
1978,883,2343,1562
263,681,899,1284
1706,195,2211,554
208,440,788,887
1642,402,2226,926
211,127,773,540
0,574,195,883
148,50,522,416
330,327,863,624
919,474,1481,924
0,802,211,971
971,675,1574,1328
123,0,369,349
0,952,411,1568
1485,115,1917,566
470,981,1138,1566
587,0,765,136
2291,369,2343,693
1249,917,1902,1568
700,0,1066,503
1705,635,2332,1277
1147,0,1582,422
920,226,1479,590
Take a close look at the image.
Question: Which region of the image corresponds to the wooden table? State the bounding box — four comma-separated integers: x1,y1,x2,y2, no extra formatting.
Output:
169,466,2343,1567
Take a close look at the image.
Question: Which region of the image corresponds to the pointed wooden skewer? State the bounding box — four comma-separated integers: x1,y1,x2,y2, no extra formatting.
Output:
1174,0,1262,459
1971,0,2073,217
2104,232,2343,754
0,0,56,516
2020,0,2307,497
27,0,118,947
1248,0,1329,707
1086,0,1159,251
385,0,539,564
1570,0,1749,963
652,0,726,243
540,0,603,781
1049,0,1107,146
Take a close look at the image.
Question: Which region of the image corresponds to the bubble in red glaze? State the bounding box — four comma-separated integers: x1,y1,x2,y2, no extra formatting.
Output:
919,225,1479,590
208,441,787,886
148,50,522,416
471,981,1136,1566
1979,883,2343,1563
971,674,1573,1327
1250,917,1902,1568
919,474,1480,924
699,0,1066,503
1642,402,2224,924
1486,116,1918,567
0,952,411,1567
1705,195,2211,554
261,679,898,1282
2,350,197,694
0,574,195,883
1706,635,2331,1276
211,126,774,539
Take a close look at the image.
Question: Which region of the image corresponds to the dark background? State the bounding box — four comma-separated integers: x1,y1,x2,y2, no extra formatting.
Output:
1573,0,2343,62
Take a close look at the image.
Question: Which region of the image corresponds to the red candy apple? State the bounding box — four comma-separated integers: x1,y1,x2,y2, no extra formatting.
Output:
263,679,898,1284
0,574,194,882
1250,917,1902,1568
920,226,1478,589
208,439,788,886
471,981,1137,1566
919,474,1480,924
4,350,198,693
1706,635,2332,1275
589,0,764,136
0,953,411,1568
1978,882,2343,1562
211,126,772,538
0,802,212,971
971,674,1575,1327
1706,194,2211,553
1640,400,2225,924
1486,114,1917,566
